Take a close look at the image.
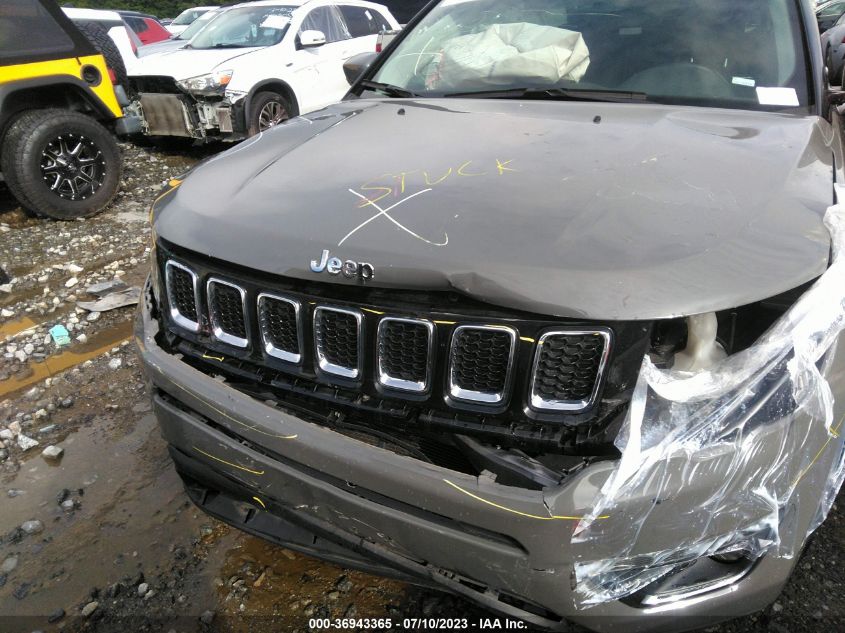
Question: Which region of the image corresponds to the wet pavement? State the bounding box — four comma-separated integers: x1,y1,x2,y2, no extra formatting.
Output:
1,141,843,633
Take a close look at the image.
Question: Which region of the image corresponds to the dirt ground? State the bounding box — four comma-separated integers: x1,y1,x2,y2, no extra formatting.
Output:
1,142,843,633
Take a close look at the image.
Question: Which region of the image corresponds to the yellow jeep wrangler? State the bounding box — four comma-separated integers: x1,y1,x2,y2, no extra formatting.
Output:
0,0,141,219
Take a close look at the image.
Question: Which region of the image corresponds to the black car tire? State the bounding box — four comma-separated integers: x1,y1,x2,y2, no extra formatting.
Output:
75,21,129,90
247,92,291,136
0,110,122,220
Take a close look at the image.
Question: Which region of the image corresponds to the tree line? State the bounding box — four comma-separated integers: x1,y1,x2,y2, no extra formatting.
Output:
63,1,229,19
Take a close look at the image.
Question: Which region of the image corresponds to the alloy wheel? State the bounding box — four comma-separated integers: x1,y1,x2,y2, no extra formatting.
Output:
258,101,287,131
40,133,106,201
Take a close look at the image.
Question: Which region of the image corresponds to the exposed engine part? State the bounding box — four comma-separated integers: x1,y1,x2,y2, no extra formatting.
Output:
672,312,727,372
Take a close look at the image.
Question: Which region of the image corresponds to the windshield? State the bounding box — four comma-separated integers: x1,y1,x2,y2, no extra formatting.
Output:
372,0,811,111
172,8,209,26
189,5,295,49
177,9,218,40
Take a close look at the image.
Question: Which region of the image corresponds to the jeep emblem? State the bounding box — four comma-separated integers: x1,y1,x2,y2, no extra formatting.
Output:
311,249,374,280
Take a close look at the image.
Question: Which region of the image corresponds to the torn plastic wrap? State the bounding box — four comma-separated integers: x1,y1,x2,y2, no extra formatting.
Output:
571,194,845,607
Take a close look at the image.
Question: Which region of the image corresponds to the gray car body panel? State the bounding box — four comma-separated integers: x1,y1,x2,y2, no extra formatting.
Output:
154,98,833,321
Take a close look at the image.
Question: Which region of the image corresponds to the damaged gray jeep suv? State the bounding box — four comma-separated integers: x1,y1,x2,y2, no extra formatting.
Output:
137,0,845,630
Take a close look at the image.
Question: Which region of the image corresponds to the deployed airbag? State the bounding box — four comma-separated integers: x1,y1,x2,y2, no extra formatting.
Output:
430,23,590,90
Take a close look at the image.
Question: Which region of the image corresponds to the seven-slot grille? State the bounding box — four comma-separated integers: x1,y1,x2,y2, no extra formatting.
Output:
162,258,611,414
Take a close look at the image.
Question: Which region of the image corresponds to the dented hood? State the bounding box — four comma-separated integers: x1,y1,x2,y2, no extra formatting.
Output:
129,46,262,80
154,99,833,320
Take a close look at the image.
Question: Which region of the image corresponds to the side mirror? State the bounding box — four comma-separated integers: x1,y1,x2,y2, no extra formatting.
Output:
344,51,377,85
299,29,326,48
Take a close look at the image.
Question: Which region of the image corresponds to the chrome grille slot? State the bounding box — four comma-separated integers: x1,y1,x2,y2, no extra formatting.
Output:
377,317,434,393
449,326,517,405
258,293,302,364
314,306,363,380
530,330,611,412
165,260,201,332
207,278,248,348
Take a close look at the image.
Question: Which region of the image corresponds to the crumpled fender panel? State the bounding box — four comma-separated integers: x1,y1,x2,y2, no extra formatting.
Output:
571,188,845,606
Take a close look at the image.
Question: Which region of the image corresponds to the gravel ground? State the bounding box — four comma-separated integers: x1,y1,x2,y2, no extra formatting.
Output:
0,140,843,633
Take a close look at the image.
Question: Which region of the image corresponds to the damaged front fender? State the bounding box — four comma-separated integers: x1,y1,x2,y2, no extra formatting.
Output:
572,190,845,607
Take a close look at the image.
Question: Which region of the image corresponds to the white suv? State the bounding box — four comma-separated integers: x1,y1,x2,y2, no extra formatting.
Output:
128,0,399,141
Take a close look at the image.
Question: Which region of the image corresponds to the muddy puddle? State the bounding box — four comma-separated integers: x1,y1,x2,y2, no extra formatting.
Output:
0,320,132,399
0,413,207,617
214,536,409,632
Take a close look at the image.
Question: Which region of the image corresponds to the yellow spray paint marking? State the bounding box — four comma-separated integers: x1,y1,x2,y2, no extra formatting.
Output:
520,337,536,344
792,413,845,488
170,379,298,441
0,316,40,342
193,446,265,475
0,321,133,399
443,479,609,521
202,352,226,362
362,308,385,315
252,496,267,509
433,320,457,326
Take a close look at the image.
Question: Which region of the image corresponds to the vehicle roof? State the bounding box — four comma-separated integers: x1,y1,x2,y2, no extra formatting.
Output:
117,10,157,19
232,0,390,7
62,7,123,20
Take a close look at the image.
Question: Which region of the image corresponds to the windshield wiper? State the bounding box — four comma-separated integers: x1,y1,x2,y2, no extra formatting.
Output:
444,87,649,102
200,43,249,49
358,80,419,98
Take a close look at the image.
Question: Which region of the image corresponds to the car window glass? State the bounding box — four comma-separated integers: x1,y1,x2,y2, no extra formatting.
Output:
178,10,218,40
190,5,295,49
837,12,845,26
299,5,350,42
128,16,148,33
0,0,74,61
340,5,391,37
172,9,206,26
374,0,811,112
820,2,845,17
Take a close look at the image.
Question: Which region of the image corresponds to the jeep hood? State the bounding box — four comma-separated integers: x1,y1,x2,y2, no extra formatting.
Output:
129,46,261,80
154,99,833,320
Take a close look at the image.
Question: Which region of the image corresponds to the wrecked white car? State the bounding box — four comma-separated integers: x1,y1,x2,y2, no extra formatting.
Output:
127,0,399,140
138,0,845,630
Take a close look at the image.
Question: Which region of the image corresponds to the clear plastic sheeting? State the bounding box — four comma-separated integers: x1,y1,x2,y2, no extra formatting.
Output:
571,194,845,607
431,23,589,90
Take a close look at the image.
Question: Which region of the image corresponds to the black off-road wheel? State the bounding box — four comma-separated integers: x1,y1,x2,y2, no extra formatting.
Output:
247,92,291,136
0,110,122,220
75,20,129,90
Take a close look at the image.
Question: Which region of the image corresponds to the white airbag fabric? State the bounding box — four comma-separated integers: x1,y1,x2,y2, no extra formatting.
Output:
433,23,589,90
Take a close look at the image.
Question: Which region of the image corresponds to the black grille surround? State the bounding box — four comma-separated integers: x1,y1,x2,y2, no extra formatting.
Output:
165,260,200,332
531,331,612,411
378,318,434,393
315,307,363,380
207,279,248,347
155,242,652,452
258,293,301,363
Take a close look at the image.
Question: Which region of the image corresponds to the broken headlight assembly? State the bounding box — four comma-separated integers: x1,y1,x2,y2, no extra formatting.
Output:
176,69,234,96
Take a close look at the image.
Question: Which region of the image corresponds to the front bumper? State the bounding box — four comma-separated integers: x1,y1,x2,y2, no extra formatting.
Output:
136,284,831,632
133,90,245,140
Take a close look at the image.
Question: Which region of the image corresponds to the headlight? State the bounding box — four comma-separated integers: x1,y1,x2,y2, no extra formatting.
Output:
176,69,233,96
